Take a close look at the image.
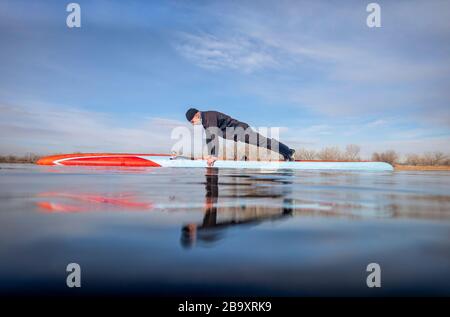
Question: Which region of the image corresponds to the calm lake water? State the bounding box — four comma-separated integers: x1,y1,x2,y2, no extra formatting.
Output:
0,164,449,296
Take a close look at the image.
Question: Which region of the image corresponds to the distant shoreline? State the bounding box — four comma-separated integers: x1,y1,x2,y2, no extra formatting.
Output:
394,165,450,171
1,155,450,171
0,155,40,164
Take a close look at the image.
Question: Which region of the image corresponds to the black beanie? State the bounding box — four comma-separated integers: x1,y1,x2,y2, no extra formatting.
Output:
185,108,199,121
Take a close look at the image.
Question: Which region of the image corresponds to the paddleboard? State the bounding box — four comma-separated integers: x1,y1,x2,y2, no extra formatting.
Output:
36,153,394,171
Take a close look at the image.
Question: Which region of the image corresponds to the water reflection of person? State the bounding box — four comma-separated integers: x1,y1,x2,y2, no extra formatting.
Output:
181,168,293,248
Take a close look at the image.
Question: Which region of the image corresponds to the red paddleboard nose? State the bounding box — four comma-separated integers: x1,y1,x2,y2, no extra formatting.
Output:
36,153,163,167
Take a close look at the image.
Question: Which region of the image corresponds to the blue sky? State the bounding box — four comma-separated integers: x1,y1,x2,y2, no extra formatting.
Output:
0,0,449,157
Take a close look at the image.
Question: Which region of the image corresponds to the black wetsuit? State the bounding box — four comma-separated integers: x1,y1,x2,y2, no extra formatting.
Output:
200,111,291,158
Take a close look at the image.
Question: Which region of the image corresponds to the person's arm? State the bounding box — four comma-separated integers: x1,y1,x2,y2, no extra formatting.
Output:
205,130,218,166
202,112,220,166
205,128,218,157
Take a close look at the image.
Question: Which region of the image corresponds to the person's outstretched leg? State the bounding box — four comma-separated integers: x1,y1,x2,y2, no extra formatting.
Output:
235,128,294,161
267,137,294,160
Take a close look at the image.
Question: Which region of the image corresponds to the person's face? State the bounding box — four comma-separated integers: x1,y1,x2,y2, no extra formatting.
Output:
190,112,202,125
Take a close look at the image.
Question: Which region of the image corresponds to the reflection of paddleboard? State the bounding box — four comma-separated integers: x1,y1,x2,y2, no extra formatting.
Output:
36,191,154,213
36,153,394,171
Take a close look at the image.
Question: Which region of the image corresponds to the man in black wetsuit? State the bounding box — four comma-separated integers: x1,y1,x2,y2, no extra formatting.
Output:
185,107,295,166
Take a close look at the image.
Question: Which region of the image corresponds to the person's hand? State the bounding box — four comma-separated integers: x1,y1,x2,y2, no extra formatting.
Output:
206,156,218,167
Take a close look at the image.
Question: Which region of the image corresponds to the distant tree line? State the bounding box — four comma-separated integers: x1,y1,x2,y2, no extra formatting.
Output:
295,145,362,162
0,154,40,163
296,144,362,161
399,152,449,166
295,145,450,166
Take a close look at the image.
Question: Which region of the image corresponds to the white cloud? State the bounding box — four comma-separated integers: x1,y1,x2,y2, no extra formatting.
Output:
0,103,188,155
299,124,333,135
173,1,450,83
174,32,278,73
367,119,387,128
172,0,450,124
